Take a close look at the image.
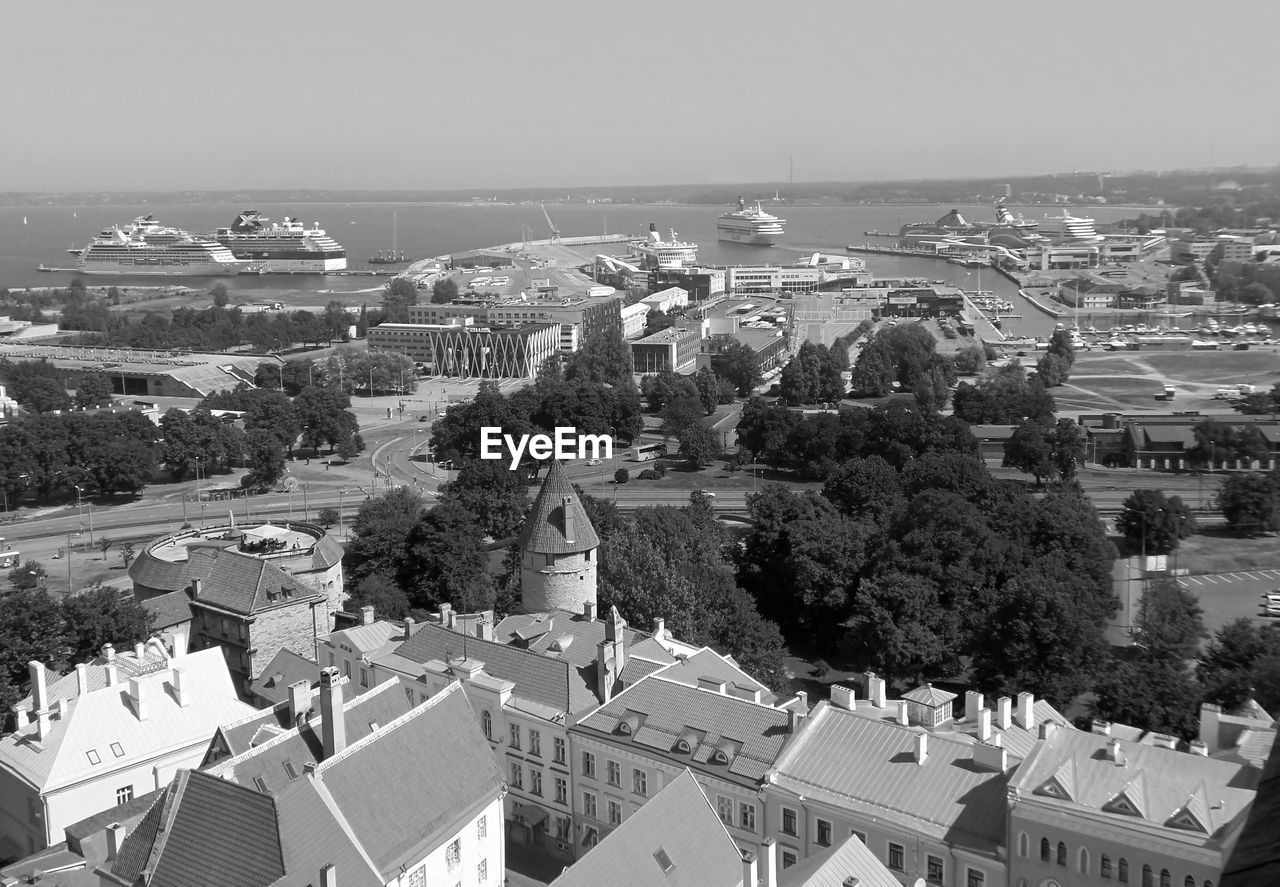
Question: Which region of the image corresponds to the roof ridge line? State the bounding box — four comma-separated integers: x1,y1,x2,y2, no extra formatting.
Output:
315,681,464,774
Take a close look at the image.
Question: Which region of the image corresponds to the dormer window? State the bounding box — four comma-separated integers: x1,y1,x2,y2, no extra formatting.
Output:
675,739,691,753
711,749,729,764
617,721,632,735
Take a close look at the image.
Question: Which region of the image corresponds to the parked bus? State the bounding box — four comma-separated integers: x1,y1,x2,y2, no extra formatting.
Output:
631,443,667,462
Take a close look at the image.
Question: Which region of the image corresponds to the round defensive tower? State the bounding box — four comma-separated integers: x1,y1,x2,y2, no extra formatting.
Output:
517,460,599,614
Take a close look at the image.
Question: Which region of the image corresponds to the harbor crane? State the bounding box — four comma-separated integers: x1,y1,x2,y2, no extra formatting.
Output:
540,204,561,242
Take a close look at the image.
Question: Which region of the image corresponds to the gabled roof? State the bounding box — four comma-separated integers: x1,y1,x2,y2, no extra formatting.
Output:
311,682,503,879
517,460,599,554
768,702,1011,855
388,621,589,714
652,648,778,705
188,548,319,615
549,770,742,887
140,590,193,630
574,676,795,787
208,677,414,790
1139,425,1197,448
106,770,285,887
0,649,253,792
778,833,902,887
327,620,402,657
1010,729,1260,840
247,648,319,707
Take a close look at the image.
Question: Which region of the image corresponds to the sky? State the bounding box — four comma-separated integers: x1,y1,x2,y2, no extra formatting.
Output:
2,0,1276,192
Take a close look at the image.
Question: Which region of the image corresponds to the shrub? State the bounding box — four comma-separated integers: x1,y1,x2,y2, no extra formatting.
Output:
614,468,630,485
638,469,659,480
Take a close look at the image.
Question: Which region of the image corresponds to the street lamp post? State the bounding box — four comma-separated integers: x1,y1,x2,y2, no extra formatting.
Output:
302,484,310,523
75,485,95,546
338,488,347,540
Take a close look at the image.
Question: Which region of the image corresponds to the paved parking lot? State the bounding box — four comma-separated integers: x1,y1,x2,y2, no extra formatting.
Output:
1176,569,1280,635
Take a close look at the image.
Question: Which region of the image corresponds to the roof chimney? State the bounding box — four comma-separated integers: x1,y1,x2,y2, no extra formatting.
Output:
190,577,203,599
830,684,855,710
652,616,665,639
359,606,375,626
742,850,758,887
403,616,415,638
760,838,777,887
319,667,346,759
76,663,89,696
973,740,1007,773
896,700,909,726
134,642,146,661
170,666,190,708
997,696,1012,730
864,672,886,708
583,601,596,621
438,602,451,625
1106,738,1125,765
128,677,148,721
977,707,992,742
103,643,116,663
319,863,337,887
1015,691,1035,728
105,662,118,687
561,496,575,543
288,680,311,724
1039,721,1058,740
106,823,128,862
1091,718,1111,736
965,690,984,723
1189,739,1208,757
1151,733,1177,750
914,732,928,764
29,661,50,740
478,617,495,642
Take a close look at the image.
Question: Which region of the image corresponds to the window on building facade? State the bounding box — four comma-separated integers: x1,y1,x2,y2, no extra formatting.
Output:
510,762,523,790
583,828,598,848
530,769,542,797
782,850,798,869
529,730,541,757
851,830,866,843
407,865,425,887
632,768,647,797
1018,833,1028,857
1041,838,1051,862
1119,858,1129,883
1142,865,1153,887
781,807,797,836
1102,855,1112,879
739,802,756,832
555,817,571,840
716,796,733,827
1057,842,1068,866
115,785,133,805
888,843,904,872
477,859,487,883
608,800,622,826
607,760,621,787
554,736,566,764
817,819,832,847
1160,870,1170,887
510,723,521,750
342,660,350,677
477,815,487,839
1184,877,1195,887
360,666,368,687
1080,849,1090,875
445,839,461,872
582,752,595,778
481,710,492,740
966,869,985,887
582,792,597,819
927,855,943,884
555,777,567,805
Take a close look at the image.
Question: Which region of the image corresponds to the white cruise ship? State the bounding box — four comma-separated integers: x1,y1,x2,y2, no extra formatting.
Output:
717,196,786,246
75,216,250,276
212,210,347,272
633,224,699,270
1038,211,1103,242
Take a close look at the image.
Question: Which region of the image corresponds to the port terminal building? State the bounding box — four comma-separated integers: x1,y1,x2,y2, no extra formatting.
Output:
0,342,269,398
367,319,560,379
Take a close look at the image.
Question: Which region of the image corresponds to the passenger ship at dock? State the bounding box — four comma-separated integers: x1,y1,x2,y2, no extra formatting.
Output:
717,196,786,246
73,216,250,276
211,210,347,272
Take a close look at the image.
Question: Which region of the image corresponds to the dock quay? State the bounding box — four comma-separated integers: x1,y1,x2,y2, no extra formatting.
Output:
962,294,1006,342
845,243,940,258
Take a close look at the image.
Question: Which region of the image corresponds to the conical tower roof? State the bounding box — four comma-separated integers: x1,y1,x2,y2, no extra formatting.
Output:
517,460,600,555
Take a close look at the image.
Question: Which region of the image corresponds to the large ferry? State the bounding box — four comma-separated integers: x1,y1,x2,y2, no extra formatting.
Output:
212,210,347,272
633,224,699,270
717,196,786,246
74,216,250,276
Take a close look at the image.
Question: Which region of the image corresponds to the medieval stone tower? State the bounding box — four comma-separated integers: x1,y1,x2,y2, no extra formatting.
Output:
517,460,600,614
